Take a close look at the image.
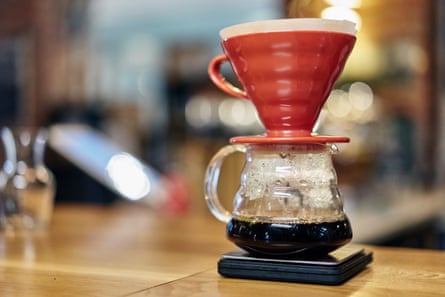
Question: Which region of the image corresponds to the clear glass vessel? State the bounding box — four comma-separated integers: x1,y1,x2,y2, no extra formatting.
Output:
0,127,55,230
205,143,352,257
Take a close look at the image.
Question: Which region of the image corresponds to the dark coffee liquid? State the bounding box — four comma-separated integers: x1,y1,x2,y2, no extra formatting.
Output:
227,217,353,257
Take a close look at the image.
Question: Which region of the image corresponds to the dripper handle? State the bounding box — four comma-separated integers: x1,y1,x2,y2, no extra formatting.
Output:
208,55,248,99
204,144,246,223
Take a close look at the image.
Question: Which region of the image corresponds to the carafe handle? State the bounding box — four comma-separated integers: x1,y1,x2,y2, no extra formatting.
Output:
208,55,248,99
204,144,246,223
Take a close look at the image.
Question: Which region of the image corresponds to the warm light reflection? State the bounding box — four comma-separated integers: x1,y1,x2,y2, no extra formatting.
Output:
324,0,361,8
327,89,352,118
326,82,375,122
343,35,383,79
218,98,258,127
349,82,373,111
185,95,262,132
321,6,362,31
185,95,218,128
106,153,151,200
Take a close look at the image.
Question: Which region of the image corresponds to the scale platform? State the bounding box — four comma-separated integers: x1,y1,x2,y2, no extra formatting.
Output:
218,245,373,285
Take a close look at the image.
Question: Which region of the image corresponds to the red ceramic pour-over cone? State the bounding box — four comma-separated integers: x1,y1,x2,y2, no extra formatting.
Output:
208,18,356,144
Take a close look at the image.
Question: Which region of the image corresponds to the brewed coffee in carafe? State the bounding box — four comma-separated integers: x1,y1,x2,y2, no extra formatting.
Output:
205,18,357,257
226,143,352,256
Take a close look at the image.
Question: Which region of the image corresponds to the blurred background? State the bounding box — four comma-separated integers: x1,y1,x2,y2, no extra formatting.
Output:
0,0,444,249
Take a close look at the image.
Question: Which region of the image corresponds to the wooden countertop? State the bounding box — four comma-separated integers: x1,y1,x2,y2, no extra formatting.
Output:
1,204,444,296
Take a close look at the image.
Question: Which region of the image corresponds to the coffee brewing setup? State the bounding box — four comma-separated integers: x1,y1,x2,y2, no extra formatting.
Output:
204,18,372,284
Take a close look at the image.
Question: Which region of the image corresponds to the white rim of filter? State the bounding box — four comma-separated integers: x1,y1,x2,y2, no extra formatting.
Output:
220,18,357,39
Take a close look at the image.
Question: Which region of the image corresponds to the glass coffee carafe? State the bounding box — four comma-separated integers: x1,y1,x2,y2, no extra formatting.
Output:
205,143,352,256
204,18,357,257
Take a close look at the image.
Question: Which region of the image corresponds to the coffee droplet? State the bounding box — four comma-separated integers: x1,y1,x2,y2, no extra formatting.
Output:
279,152,289,159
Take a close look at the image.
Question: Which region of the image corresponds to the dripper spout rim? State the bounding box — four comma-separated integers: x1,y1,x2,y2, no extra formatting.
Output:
220,18,357,39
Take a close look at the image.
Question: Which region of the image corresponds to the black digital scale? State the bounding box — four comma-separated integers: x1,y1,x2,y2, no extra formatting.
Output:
218,245,373,285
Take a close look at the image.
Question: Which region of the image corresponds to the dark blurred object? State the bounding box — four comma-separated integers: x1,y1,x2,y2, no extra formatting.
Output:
0,39,21,125
45,102,115,204
47,124,189,213
47,101,105,129
46,146,116,204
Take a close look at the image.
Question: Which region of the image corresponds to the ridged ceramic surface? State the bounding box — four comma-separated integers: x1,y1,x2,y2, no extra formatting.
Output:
222,31,355,137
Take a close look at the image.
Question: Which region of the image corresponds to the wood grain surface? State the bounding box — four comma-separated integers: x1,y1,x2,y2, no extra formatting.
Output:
0,204,444,296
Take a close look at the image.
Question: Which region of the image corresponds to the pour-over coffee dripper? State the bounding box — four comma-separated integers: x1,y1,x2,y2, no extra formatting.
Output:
205,18,357,257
